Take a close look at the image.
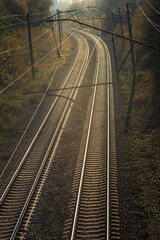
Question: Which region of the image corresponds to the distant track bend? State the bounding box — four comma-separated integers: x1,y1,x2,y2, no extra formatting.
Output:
0,31,120,240
63,31,120,240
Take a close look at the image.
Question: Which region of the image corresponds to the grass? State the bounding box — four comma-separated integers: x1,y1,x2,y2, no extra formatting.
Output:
116,51,160,239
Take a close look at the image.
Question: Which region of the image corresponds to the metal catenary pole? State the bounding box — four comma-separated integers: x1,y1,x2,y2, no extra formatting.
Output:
60,12,63,39
118,8,124,49
27,13,35,78
57,9,62,49
111,35,119,84
50,22,61,59
126,3,136,79
111,11,115,26
91,9,95,27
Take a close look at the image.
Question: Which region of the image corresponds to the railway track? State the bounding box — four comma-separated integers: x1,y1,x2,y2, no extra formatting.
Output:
0,31,120,240
0,32,91,240
63,32,120,240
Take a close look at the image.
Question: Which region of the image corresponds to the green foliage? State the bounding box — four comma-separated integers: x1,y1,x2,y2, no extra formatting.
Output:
28,0,52,14
0,0,53,15
91,0,107,8
107,0,160,238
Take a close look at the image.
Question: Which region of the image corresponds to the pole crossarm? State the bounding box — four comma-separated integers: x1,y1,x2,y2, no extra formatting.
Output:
46,18,160,51
31,10,78,28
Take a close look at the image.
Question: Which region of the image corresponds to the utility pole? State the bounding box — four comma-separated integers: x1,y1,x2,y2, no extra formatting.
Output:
60,12,63,39
118,8,124,49
27,13,35,78
126,3,136,78
57,9,62,49
91,9,95,27
87,7,94,27
50,22,61,59
111,11,115,26
112,35,119,84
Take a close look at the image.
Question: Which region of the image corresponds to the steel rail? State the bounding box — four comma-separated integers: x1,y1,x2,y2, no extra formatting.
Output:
89,32,112,240
70,32,101,240
0,31,83,180
10,32,90,239
0,33,90,240
92,31,113,239
105,39,110,240
0,35,82,206
69,30,112,240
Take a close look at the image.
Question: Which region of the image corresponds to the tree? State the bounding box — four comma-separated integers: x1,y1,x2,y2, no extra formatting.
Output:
66,2,86,11
0,0,53,15
28,0,52,14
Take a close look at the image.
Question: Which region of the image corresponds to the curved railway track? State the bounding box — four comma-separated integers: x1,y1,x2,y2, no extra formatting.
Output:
0,32,91,240
0,30,120,240
63,31,120,240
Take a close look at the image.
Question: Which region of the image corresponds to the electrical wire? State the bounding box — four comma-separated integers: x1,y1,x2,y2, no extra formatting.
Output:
113,7,119,12
146,0,160,15
30,17,49,24
0,62,60,179
0,32,73,94
137,1,160,32
0,26,52,56
16,16,50,25
0,15,50,29
0,33,53,58
0,14,24,20
129,7,135,13
112,7,119,14
0,21,26,29
124,6,133,17
0,10,49,20
110,7,119,15
48,18,160,51
16,17,27,24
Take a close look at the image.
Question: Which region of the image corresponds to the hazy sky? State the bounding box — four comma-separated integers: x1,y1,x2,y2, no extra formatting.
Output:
57,0,72,2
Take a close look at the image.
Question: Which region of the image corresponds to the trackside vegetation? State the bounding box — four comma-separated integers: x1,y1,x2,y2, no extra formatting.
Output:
0,1,72,173
99,0,160,239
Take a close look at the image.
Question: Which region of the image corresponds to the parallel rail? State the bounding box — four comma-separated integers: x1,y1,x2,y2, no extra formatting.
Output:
63,31,120,240
0,33,90,240
0,30,120,240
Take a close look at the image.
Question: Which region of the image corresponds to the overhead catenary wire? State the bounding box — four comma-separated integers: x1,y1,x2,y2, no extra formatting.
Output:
112,7,119,13
124,5,133,17
0,32,73,94
129,7,135,13
16,17,27,24
16,16,50,25
47,18,160,51
110,7,119,15
0,26,52,56
0,62,60,179
0,15,50,29
146,0,160,15
137,1,160,27
137,1,160,32
0,33,53,58
0,10,50,20
0,12,68,57
0,21,26,29
0,36,82,179
0,14,24,20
